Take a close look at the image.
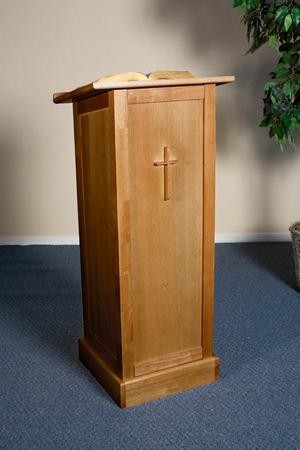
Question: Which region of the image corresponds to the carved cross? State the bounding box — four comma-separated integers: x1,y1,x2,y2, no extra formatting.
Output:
153,146,178,201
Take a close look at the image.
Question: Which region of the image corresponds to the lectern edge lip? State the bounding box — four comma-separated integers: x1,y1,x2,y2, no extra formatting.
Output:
53,75,235,104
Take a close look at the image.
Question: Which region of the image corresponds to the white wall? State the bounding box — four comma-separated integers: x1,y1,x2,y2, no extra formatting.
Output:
1,0,299,242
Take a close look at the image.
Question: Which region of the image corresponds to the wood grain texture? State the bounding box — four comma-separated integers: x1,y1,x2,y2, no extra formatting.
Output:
78,92,108,114
153,146,178,201
134,347,203,377
128,97,204,374
54,83,94,104
78,101,122,374
79,337,218,408
127,85,204,104
124,356,219,407
112,90,134,380
93,76,234,92
79,337,123,406
57,79,232,407
72,101,91,338
53,76,234,103
202,84,217,358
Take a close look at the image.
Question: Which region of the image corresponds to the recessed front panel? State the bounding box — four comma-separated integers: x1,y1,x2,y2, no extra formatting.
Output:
128,98,204,375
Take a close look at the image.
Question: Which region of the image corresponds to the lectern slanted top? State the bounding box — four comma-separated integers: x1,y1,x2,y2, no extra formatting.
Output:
54,75,234,407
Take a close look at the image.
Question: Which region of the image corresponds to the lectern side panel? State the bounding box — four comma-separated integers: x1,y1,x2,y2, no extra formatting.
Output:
128,98,203,376
202,84,216,358
112,90,134,380
79,106,122,372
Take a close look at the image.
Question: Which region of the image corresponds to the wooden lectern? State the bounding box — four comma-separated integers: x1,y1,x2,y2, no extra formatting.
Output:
54,75,234,407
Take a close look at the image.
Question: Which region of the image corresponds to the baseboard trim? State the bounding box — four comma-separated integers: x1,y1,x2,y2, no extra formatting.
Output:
0,233,291,246
215,232,291,243
0,236,80,245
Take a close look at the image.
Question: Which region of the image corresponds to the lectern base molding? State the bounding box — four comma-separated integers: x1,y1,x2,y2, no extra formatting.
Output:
79,338,220,408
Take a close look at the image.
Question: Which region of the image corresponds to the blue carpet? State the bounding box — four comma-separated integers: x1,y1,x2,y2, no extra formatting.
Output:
0,243,299,449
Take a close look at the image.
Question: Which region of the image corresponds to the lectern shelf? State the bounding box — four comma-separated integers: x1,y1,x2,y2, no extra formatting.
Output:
54,74,234,407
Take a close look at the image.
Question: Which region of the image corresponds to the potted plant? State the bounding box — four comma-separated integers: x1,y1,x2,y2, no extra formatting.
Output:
234,0,300,287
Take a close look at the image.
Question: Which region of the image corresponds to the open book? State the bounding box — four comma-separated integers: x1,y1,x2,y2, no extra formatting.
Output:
96,70,195,83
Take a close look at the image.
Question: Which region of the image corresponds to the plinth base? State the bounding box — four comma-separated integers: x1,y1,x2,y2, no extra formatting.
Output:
79,337,220,408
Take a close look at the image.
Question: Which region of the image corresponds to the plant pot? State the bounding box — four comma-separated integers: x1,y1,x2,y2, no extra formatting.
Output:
289,222,300,291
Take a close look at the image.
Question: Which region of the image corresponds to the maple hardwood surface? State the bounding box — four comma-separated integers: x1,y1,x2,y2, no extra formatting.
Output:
127,85,204,104
128,94,204,375
79,337,123,406
74,97,122,375
78,92,109,115
56,79,234,407
79,337,219,408
134,347,203,377
53,75,234,103
202,84,217,358
124,355,219,408
112,90,135,380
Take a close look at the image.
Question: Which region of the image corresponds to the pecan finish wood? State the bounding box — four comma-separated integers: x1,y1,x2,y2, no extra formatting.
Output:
54,77,234,407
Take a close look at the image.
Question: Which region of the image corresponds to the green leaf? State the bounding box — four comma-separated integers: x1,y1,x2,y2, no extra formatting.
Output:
275,124,285,140
290,117,298,130
233,1,300,149
243,0,257,7
282,81,293,99
271,94,277,104
284,14,293,32
259,117,271,127
281,52,299,66
269,126,276,138
291,7,300,26
233,0,244,7
275,5,288,22
264,81,276,91
282,114,292,128
274,63,289,79
268,35,278,49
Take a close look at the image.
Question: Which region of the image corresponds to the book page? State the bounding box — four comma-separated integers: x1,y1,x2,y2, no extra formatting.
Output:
148,70,195,80
96,72,148,82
